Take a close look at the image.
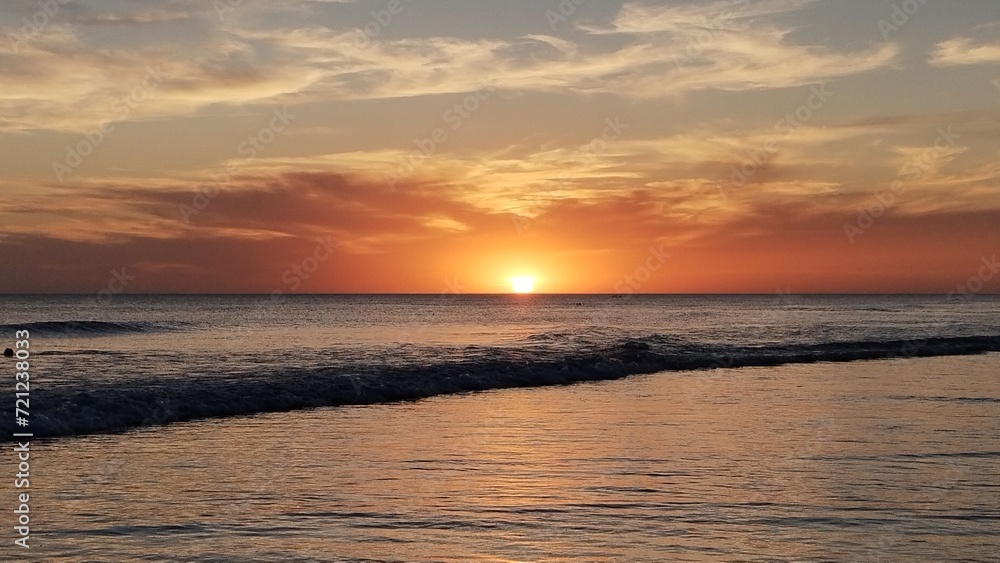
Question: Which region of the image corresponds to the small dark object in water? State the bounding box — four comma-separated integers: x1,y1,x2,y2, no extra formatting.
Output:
3,348,13,357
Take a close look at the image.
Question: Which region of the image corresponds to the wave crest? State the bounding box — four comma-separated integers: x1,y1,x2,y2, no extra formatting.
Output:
5,334,999,440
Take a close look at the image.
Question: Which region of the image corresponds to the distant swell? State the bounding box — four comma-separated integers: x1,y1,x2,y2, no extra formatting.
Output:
1,320,187,338
5,335,1000,441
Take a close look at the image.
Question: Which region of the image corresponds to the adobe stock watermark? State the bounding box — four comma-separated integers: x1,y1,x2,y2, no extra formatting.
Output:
351,0,414,52
721,84,834,197
52,65,164,181
946,254,999,304
389,277,466,344
515,116,628,235
878,0,928,40
510,214,533,236
882,257,997,366
385,79,496,190
60,266,136,338
179,106,295,222
843,127,960,243
227,235,338,348
140,398,176,430
613,243,672,294
545,0,589,31
673,0,750,69
690,285,819,404
553,115,631,192
685,287,805,403
96,397,177,484
273,235,337,296
774,287,807,309
578,117,629,162
585,242,672,379
213,0,245,20
236,106,295,160
5,0,72,54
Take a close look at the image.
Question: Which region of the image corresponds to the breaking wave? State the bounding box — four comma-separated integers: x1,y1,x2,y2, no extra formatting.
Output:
5,334,999,440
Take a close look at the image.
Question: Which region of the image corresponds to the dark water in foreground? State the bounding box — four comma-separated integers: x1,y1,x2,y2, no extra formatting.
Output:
10,354,1000,561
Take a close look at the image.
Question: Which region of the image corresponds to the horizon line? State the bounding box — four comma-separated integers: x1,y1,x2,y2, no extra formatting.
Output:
1,292,997,297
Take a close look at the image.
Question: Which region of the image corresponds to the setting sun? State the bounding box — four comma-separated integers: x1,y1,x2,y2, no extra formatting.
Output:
511,276,535,294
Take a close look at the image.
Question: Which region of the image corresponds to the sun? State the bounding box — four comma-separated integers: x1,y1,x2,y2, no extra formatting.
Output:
510,276,535,294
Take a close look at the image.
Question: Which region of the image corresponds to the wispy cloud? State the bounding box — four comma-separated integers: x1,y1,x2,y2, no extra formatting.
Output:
1,0,899,132
930,37,1000,66
2,169,997,293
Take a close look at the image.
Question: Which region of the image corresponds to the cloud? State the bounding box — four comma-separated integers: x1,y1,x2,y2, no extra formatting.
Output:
0,0,899,132
140,104,996,224
0,172,491,246
583,0,822,35
3,169,998,293
292,0,898,99
68,8,194,25
0,23,325,131
930,37,1000,66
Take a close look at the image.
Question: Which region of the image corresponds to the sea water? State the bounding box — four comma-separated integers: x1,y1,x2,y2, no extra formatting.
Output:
0,295,998,560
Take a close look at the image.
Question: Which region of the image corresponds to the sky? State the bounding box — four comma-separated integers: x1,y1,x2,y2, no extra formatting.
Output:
0,0,998,294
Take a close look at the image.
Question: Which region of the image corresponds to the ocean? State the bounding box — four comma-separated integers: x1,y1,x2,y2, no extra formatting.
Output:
1,294,999,560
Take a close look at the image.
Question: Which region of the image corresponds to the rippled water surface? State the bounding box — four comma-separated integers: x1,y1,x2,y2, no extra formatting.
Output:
14,353,1000,561
2,295,1000,439
1,295,998,560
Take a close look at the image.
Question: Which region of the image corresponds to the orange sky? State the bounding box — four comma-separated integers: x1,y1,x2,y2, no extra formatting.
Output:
1,0,999,294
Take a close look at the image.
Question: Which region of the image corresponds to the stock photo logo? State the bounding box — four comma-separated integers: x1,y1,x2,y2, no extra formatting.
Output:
1,0,999,560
